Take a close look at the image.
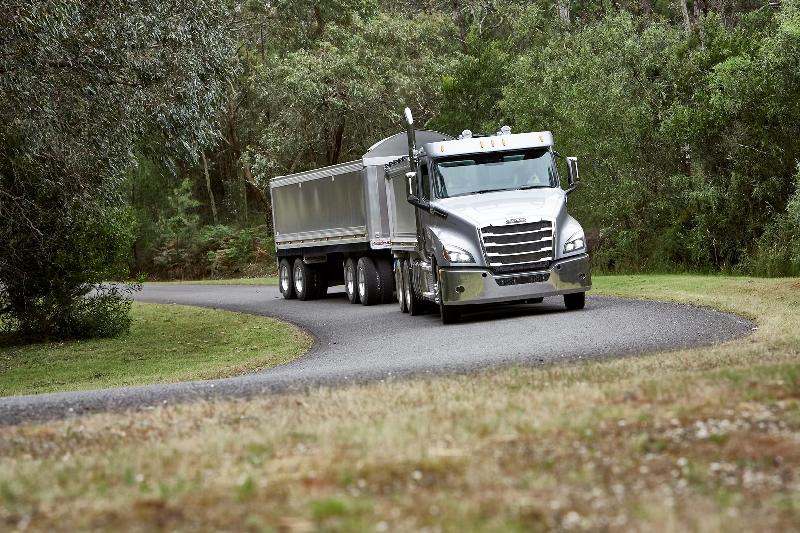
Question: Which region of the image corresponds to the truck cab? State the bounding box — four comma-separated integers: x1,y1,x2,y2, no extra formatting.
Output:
391,109,591,323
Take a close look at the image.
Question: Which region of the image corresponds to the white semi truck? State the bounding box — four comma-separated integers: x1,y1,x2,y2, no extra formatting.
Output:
269,108,591,323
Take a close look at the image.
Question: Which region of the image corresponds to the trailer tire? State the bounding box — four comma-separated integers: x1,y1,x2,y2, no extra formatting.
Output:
344,258,360,304
376,257,395,304
293,258,320,301
564,291,585,310
403,259,425,316
396,259,408,313
357,257,381,306
279,259,296,300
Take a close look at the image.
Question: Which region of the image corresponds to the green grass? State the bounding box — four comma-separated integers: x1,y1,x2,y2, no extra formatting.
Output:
150,277,278,286
0,302,310,396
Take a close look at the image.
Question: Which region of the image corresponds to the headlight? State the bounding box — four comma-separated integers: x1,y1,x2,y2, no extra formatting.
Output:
563,234,585,254
442,244,474,263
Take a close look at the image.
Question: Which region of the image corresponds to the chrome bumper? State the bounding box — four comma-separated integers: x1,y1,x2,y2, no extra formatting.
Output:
438,254,591,306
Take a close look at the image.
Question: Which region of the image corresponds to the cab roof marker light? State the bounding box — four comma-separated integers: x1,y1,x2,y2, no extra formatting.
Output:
501,126,511,135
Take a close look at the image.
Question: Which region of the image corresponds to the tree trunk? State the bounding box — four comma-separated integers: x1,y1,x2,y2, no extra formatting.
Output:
680,0,692,31
201,151,218,225
556,0,570,26
327,119,346,165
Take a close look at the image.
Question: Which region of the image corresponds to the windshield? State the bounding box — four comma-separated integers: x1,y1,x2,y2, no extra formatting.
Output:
432,148,558,199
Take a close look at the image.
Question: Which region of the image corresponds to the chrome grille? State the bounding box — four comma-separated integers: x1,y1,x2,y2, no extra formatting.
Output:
481,220,553,273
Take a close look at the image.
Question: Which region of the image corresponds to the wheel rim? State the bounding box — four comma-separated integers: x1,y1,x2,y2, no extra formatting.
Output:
294,263,304,295
357,264,366,301
404,263,412,309
280,264,290,293
395,262,405,311
345,263,355,298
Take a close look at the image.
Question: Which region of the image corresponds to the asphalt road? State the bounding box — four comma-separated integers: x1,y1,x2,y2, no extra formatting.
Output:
0,285,753,425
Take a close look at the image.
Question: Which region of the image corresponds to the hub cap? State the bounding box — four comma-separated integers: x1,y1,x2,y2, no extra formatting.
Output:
345,263,355,298
357,264,366,301
395,262,405,311
293,263,304,295
280,263,291,293
404,263,412,308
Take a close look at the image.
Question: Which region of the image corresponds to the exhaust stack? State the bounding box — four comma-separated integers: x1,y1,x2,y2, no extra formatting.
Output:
404,107,417,171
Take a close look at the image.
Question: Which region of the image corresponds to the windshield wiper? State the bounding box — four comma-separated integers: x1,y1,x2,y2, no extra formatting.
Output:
516,185,549,190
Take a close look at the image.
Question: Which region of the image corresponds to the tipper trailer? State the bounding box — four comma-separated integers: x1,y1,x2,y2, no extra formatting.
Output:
270,108,591,323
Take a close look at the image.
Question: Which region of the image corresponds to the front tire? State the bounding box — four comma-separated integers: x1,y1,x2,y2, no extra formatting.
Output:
403,259,425,316
439,300,460,324
564,291,586,310
279,259,296,300
396,259,408,313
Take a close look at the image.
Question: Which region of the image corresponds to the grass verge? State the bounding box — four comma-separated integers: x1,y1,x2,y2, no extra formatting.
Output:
1,275,799,531
0,302,310,396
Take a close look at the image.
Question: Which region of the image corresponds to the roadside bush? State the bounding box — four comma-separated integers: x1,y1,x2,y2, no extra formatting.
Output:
152,224,275,279
748,169,800,276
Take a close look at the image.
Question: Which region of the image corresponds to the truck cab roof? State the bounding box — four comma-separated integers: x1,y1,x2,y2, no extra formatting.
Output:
422,131,554,159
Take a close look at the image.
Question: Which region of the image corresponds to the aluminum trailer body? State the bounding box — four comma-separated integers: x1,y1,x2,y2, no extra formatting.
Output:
269,130,451,303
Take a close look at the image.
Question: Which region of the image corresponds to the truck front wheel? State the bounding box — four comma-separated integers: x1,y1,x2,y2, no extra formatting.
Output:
396,259,408,313
402,259,425,316
439,300,460,324
279,259,296,300
564,291,586,310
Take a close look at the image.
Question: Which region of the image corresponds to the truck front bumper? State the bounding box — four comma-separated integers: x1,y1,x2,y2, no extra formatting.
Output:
438,254,591,306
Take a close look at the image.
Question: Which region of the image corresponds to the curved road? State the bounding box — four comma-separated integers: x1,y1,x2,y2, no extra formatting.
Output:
0,285,753,425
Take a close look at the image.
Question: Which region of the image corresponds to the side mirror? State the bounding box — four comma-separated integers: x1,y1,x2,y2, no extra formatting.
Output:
406,171,419,203
405,170,427,209
566,156,580,194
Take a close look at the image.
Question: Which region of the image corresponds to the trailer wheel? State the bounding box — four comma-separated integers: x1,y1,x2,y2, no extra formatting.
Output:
344,258,360,304
564,291,586,310
279,259,296,300
357,257,381,306
403,259,425,316
293,258,320,301
376,257,395,304
396,259,408,313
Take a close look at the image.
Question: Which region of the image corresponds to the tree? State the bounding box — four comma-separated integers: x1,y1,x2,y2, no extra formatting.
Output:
0,0,236,338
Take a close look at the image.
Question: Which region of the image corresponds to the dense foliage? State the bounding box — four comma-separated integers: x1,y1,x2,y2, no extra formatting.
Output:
0,0,235,338
132,0,800,278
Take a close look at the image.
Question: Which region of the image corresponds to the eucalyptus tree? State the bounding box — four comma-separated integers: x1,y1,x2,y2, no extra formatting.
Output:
240,3,456,188
0,0,236,338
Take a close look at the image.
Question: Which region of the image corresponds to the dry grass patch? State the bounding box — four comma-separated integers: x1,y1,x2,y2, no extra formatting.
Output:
1,275,799,531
